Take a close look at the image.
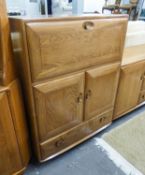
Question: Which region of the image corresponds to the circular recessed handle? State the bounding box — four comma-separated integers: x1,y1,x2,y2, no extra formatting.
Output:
83,21,95,31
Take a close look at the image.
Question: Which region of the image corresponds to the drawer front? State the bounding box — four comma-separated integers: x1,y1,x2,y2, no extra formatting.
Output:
138,91,145,104
26,18,127,81
40,110,113,160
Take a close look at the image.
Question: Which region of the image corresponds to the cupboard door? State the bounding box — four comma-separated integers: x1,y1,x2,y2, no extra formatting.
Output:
26,18,127,81
114,61,145,119
33,73,84,142
0,93,22,175
85,63,120,120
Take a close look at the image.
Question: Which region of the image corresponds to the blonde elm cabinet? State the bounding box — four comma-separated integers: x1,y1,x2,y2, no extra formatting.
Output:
10,15,127,161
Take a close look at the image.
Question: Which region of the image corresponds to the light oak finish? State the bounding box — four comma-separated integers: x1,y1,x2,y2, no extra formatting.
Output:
0,92,22,175
10,15,128,161
0,80,30,175
85,63,120,120
122,44,145,66
26,18,126,82
141,73,145,91
0,0,30,174
33,73,85,142
113,61,145,119
0,0,15,85
40,110,113,160
138,90,145,104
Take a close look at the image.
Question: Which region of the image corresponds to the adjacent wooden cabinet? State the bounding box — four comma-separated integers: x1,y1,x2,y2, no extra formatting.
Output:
0,1,30,174
26,19,125,82
0,92,22,175
10,15,127,161
0,81,30,175
114,61,145,119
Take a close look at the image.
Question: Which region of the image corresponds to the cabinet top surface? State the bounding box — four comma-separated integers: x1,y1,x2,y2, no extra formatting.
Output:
9,14,128,22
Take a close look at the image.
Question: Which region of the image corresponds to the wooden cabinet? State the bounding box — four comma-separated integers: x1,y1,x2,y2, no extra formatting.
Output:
0,80,30,175
0,92,22,175
10,15,127,161
33,73,85,142
114,61,145,119
85,63,120,120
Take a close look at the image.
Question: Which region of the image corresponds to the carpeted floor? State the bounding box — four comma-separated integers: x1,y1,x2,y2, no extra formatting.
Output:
103,111,145,174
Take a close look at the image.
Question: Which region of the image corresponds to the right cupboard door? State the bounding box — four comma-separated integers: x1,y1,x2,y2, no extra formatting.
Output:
114,61,145,119
85,63,120,120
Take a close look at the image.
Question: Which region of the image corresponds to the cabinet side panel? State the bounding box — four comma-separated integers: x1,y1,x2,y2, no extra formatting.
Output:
9,18,41,160
8,80,30,166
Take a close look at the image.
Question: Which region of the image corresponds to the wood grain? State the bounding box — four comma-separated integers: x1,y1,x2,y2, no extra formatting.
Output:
26,18,127,81
33,73,84,142
40,110,113,160
0,92,22,175
0,1,16,85
9,15,128,161
0,80,30,174
0,0,30,173
85,63,120,120
113,61,145,119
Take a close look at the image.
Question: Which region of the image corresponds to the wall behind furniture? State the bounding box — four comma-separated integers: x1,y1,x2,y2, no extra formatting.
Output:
6,0,40,15
84,0,105,13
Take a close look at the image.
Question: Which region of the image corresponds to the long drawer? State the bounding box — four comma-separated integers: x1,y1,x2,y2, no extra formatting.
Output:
40,110,113,161
26,18,127,82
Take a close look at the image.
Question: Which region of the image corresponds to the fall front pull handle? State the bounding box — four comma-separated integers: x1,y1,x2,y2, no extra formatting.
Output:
83,21,95,31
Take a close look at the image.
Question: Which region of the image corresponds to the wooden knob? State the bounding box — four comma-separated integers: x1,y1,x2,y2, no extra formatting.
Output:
85,90,92,100
55,138,65,148
77,93,83,103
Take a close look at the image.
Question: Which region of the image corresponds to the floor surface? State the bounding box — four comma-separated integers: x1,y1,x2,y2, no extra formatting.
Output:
25,105,145,175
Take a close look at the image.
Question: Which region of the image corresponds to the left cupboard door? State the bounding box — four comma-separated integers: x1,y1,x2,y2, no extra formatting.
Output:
33,73,85,143
0,92,22,175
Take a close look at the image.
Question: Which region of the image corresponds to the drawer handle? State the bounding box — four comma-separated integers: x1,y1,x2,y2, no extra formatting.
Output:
77,93,83,103
83,21,95,31
85,90,92,100
55,138,65,148
99,116,106,123
142,94,145,99
140,73,145,80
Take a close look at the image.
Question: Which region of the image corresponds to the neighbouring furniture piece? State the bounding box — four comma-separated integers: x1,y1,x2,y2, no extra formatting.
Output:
102,0,140,20
10,15,128,161
0,80,30,175
118,0,139,20
0,1,30,174
102,0,121,13
113,21,145,120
